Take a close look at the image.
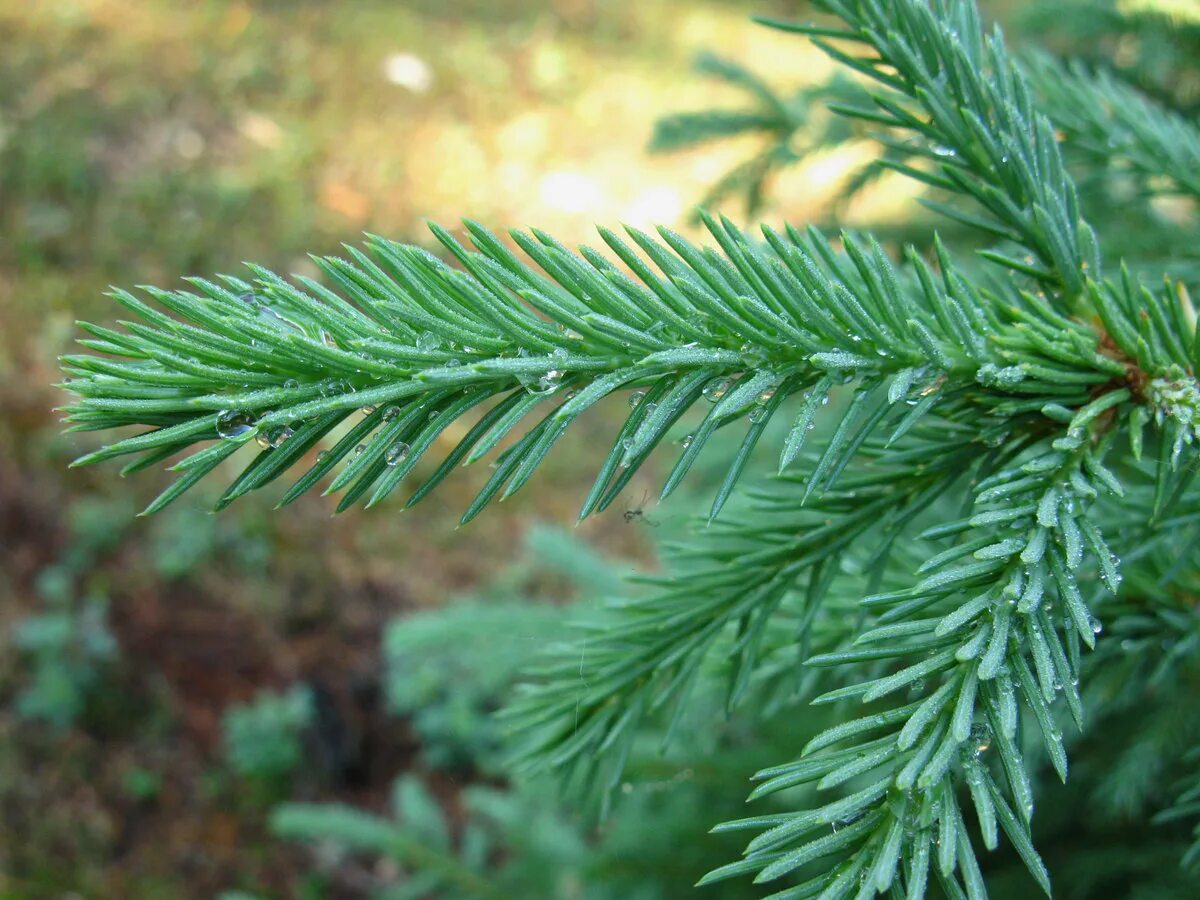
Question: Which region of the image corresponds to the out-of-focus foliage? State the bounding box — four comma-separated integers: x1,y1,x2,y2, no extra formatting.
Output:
1016,0,1200,114
276,539,815,899
383,525,624,772
13,594,117,730
222,685,316,783
648,53,869,216
8,495,127,730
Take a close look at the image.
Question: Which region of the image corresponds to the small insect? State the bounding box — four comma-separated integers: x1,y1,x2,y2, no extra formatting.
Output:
623,490,660,527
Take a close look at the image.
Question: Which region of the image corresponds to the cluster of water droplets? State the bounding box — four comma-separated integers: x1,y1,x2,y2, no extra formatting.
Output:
513,347,569,396
1147,367,1200,464
216,409,297,450
321,379,355,398
975,363,1027,389
748,384,778,423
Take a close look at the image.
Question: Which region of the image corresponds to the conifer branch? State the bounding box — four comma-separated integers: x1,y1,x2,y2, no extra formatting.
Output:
1022,52,1200,202
762,0,1102,301
63,212,1135,522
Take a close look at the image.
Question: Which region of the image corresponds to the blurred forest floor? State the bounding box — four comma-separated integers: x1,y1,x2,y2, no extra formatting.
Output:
0,1,841,896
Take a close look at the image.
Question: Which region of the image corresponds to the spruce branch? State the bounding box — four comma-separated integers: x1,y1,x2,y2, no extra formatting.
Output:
762,0,1102,301
670,421,1131,896
1022,52,1200,203
502,429,980,805
62,212,1133,522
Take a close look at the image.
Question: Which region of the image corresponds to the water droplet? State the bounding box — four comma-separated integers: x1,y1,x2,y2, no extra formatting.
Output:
629,390,646,408
385,442,411,466
258,305,304,334
1089,616,1103,635
316,450,330,462
551,347,569,360
255,432,272,449
354,444,368,457
681,433,694,449
268,426,294,449
931,143,957,158
749,406,768,423
284,378,300,390
216,410,257,441
702,377,732,403
416,331,442,352
526,370,562,395
361,405,377,415
968,722,992,756
381,405,401,421
445,358,462,367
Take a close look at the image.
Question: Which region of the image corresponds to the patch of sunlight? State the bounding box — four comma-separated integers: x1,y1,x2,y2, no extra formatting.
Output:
1119,0,1200,23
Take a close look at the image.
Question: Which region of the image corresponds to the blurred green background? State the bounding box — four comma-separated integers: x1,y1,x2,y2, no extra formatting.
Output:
3,0,1199,898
